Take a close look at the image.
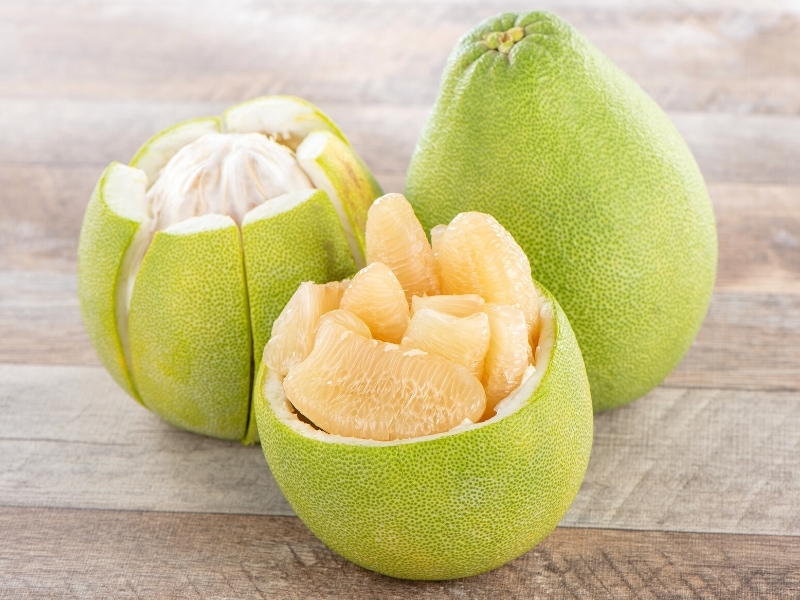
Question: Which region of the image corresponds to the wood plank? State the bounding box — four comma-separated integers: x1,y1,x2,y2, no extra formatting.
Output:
2,507,797,598
1,3,799,115
2,364,799,536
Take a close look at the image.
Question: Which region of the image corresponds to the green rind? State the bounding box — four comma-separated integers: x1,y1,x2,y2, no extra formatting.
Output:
242,190,358,445
405,11,717,411
130,117,222,186
242,189,358,366
129,219,251,440
76,162,144,402
256,286,593,580
222,95,349,147
298,132,383,259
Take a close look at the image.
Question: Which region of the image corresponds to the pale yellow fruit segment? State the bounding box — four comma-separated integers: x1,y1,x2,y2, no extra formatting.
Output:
365,193,440,301
411,293,485,318
481,303,532,419
436,212,539,336
283,319,486,441
263,281,348,377
401,307,490,379
340,262,410,344
319,309,372,338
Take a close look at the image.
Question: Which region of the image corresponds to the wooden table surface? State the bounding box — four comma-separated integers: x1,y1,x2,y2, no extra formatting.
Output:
2,1,799,597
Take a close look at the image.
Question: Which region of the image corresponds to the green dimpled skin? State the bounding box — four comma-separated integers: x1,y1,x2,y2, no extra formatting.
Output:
242,189,358,366
405,12,717,411
77,163,143,403
129,221,252,440
256,286,593,581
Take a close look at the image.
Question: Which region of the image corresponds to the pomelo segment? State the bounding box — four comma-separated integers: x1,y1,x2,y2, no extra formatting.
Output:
128,215,251,440
129,117,222,187
365,193,440,301
411,293,485,317
263,280,348,378
283,319,486,441
435,212,539,337
77,162,147,403
481,303,531,419
405,11,717,411
319,309,372,338
255,284,592,580
401,307,490,378
340,262,410,344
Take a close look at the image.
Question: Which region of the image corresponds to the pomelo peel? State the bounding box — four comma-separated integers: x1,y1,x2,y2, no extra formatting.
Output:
405,11,717,411
77,96,382,442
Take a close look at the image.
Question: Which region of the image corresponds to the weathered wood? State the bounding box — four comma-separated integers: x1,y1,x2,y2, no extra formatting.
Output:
2,364,798,537
1,506,797,599
1,3,799,115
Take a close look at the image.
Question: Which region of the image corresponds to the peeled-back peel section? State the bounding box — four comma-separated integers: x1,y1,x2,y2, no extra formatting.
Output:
401,307,490,379
411,293,485,317
223,95,348,150
264,281,348,378
340,262,410,344
77,162,148,402
365,193,440,301
128,215,251,440
130,117,222,187
283,319,487,441
242,189,357,360
481,303,532,419
297,131,382,268
436,212,539,336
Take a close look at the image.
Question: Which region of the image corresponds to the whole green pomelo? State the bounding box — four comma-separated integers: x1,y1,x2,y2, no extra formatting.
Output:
405,12,717,411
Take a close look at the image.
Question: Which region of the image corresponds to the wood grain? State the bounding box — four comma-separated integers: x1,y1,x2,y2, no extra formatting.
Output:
2,3,799,115
2,507,798,599
2,364,798,537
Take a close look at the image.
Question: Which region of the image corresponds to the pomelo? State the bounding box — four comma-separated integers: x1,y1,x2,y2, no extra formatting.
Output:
256,194,593,579
77,96,382,443
405,12,718,411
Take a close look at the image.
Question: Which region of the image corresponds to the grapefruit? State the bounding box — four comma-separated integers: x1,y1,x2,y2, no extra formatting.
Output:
256,193,592,579
77,96,382,442
405,12,717,411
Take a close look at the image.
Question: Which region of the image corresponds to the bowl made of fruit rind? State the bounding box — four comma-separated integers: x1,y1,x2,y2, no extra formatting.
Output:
255,282,592,581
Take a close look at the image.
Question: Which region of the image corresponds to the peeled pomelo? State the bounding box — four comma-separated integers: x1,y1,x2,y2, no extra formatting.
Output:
256,193,592,579
77,96,382,443
256,281,591,580
405,12,717,412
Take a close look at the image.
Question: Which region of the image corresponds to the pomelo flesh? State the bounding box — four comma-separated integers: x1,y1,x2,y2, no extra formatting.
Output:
405,12,717,411
77,96,382,442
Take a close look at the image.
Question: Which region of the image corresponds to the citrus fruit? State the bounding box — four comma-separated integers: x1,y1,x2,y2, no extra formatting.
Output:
365,192,440,301
401,306,490,378
255,193,593,579
77,96,382,442
405,11,718,412
339,261,410,344
410,293,485,317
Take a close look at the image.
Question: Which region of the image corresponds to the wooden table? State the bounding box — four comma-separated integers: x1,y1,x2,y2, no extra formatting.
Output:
2,1,798,597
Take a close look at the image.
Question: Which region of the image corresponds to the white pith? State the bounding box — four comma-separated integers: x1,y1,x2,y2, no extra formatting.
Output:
113,117,362,378
264,290,555,447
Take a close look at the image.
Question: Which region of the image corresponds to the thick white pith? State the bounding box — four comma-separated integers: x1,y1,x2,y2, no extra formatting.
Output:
264,289,555,447
113,120,361,379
